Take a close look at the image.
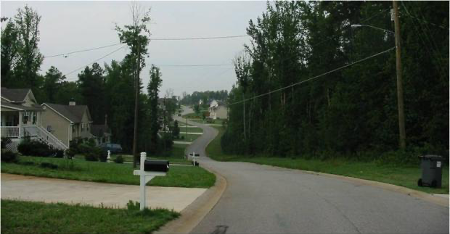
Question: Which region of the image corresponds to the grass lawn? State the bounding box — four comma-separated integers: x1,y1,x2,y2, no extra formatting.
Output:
1,200,179,234
178,132,201,142
180,127,203,133
207,126,449,194
2,156,215,188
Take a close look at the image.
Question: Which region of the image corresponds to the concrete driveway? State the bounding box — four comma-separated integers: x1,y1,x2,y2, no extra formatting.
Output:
176,112,448,234
1,173,206,212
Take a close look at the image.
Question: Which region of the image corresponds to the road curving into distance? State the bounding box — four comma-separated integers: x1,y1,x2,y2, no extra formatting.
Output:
177,106,449,234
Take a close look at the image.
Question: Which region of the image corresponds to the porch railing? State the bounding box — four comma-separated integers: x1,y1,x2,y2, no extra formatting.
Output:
1,126,20,138
23,126,68,150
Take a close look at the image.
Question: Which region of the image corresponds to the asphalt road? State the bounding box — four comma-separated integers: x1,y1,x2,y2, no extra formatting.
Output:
178,106,449,234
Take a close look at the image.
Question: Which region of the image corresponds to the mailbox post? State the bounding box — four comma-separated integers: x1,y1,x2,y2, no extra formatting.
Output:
133,152,169,211
188,152,200,166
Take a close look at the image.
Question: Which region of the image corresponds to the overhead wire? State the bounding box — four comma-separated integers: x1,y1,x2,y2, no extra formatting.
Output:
45,43,123,58
157,63,232,67
44,35,249,58
228,47,396,106
64,45,127,79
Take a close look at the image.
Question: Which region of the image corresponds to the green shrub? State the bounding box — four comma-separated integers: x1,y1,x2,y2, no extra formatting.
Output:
18,140,55,157
65,148,76,158
78,143,93,155
1,137,12,149
114,155,124,164
1,150,18,163
84,153,98,161
54,150,65,158
98,149,108,162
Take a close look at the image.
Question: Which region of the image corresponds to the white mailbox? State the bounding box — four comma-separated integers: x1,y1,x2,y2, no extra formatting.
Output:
133,152,167,211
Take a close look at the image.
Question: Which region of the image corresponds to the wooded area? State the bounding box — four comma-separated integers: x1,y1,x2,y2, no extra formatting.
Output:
223,1,449,162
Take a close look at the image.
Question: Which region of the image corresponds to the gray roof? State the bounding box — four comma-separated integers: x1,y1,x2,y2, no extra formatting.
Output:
1,88,30,102
44,103,90,123
91,124,111,137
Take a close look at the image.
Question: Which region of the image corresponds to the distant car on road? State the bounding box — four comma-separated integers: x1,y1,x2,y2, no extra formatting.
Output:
99,143,122,153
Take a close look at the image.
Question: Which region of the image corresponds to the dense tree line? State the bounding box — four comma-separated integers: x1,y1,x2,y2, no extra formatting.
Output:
223,1,448,161
180,90,228,107
1,5,171,155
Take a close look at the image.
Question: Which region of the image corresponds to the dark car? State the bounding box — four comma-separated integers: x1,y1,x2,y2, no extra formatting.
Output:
99,143,123,153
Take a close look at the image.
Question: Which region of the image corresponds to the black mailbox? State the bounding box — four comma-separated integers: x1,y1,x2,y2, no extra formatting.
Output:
144,160,169,172
189,153,200,157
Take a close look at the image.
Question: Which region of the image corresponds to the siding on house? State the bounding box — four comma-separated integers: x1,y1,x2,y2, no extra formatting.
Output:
41,107,71,147
215,106,228,119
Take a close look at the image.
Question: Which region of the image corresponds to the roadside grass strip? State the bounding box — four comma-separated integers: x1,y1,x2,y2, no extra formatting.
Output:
179,133,201,142
1,200,179,234
1,156,215,188
207,126,449,194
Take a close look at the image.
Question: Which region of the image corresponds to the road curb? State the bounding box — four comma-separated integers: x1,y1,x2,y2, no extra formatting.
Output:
156,119,227,234
319,171,448,207
155,165,227,234
280,166,449,208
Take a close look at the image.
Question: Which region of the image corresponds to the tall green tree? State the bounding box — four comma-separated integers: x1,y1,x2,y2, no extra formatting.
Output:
115,3,151,166
42,66,66,103
147,65,163,154
77,63,106,124
1,19,19,88
13,5,44,93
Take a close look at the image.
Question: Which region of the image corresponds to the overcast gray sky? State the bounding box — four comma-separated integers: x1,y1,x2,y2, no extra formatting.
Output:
1,1,268,97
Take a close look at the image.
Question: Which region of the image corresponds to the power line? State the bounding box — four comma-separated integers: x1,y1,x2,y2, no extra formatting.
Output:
64,45,127,78
157,63,232,67
44,35,249,58
45,43,122,58
228,46,396,106
151,35,248,41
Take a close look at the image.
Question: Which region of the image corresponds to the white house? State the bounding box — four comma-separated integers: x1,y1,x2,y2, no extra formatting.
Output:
1,88,67,151
208,100,227,120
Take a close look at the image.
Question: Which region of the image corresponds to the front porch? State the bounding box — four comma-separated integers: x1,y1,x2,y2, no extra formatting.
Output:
1,110,68,150
1,110,40,139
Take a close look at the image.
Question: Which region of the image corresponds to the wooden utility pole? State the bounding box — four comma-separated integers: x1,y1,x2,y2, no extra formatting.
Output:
393,0,406,150
132,42,141,168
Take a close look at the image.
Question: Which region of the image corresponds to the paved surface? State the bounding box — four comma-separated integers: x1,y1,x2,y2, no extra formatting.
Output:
177,106,449,234
1,173,206,212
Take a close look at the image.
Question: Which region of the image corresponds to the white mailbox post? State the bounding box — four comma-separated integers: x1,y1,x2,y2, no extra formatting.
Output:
133,152,167,211
188,152,200,166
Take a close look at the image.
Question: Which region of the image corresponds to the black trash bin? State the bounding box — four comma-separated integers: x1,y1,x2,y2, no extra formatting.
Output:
418,155,443,188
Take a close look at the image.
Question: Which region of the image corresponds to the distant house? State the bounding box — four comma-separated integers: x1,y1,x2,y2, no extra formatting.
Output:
91,124,111,145
41,100,94,148
1,87,67,151
208,100,227,120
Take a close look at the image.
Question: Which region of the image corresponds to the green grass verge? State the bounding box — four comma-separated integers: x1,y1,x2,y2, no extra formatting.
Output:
1,200,179,234
180,127,203,133
207,126,449,194
2,156,215,188
178,133,201,142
